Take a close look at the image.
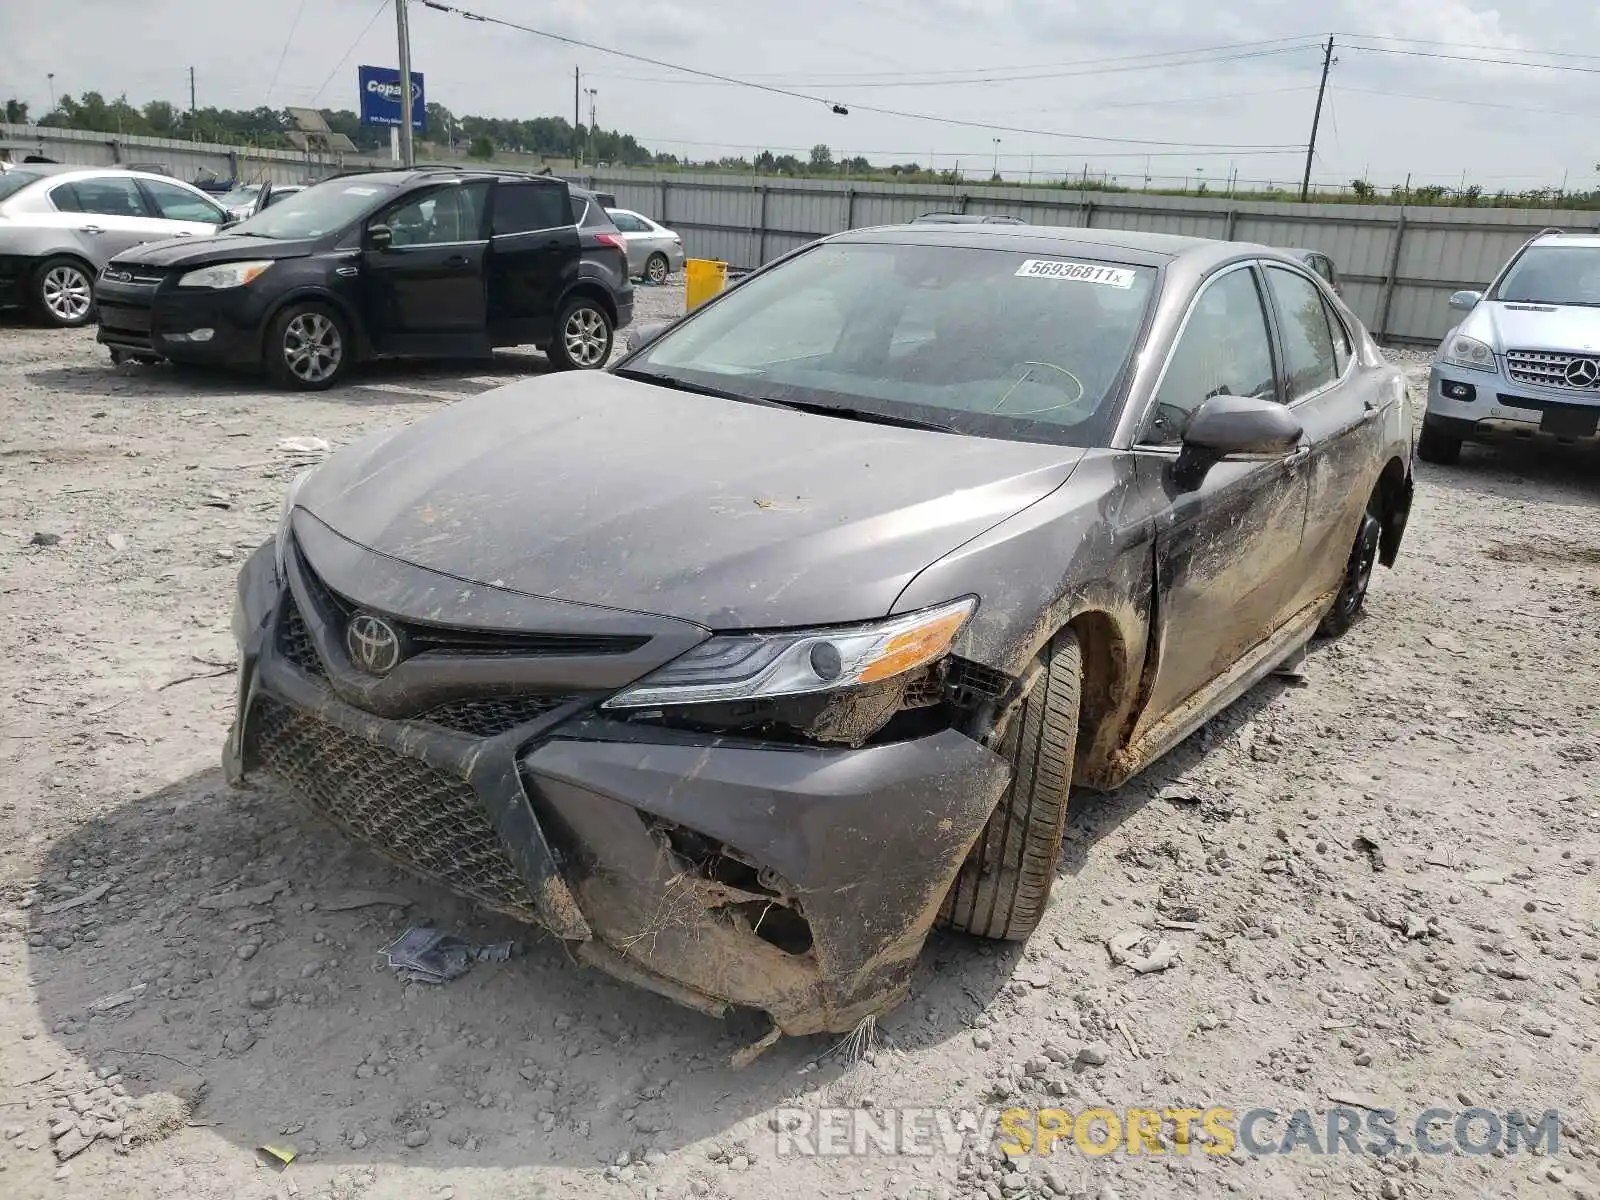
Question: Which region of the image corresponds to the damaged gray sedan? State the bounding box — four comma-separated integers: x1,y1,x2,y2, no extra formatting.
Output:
226,225,1414,1037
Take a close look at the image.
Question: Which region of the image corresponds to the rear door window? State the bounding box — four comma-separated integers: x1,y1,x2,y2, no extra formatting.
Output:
138,179,227,223
492,181,571,235
610,212,648,233
1264,266,1338,401
51,177,151,217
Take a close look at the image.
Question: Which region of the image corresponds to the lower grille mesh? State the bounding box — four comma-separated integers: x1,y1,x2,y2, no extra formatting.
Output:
418,695,577,738
277,597,326,679
251,697,540,921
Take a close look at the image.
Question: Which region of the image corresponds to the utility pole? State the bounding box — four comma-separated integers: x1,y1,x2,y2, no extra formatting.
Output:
395,0,415,167
573,67,580,166
47,73,56,114
188,66,197,140
1300,35,1334,202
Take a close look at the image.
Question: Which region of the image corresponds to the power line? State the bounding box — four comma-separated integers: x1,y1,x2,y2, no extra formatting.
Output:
1340,42,1600,75
415,1,1303,152
1330,31,1600,64
309,0,390,105
264,0,309,105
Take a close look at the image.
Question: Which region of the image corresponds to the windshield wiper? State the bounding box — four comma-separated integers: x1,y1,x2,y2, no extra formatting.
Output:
611,367,750,402
759,397,956,434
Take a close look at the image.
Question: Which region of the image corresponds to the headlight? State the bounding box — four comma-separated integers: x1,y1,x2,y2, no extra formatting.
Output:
603,597,977,710
274,468,314,574
177,260,275,289
1440,333,1496,372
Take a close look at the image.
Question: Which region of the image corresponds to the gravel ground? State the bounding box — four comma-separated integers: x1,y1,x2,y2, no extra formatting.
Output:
0,316,1597,1200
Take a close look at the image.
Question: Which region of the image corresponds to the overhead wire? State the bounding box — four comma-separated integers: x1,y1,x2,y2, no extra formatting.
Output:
264,0,309,105
415,2,1304,152
308,0,391,105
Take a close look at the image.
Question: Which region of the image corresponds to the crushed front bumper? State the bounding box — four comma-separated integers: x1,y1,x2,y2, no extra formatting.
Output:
225,536,1009,1035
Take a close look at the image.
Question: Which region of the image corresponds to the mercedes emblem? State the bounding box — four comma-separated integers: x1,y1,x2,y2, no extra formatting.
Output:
345,613,403,675
1563,357,1600,389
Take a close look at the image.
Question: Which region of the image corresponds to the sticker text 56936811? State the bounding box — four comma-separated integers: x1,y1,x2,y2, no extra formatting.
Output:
1014,259,1137,288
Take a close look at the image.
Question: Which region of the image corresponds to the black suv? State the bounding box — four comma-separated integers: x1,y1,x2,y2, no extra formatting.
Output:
94,168,633,389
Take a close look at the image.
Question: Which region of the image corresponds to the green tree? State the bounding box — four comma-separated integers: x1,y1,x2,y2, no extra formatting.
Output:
1350,178,1374,199
4,98,28,123
809,143,833,171
142,100,177,135
467,134,494,160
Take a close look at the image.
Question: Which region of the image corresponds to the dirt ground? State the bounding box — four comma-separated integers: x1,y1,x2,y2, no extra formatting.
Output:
1,299,1597,1200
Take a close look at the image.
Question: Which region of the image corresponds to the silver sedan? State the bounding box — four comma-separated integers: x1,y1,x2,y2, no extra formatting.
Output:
605,208,685,284
0,165,227,326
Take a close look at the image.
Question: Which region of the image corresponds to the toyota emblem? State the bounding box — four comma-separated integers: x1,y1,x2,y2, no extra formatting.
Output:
1564,357,1600,388
346,613,403,675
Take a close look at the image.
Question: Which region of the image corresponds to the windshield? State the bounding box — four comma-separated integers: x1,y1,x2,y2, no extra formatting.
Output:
626,242,1157,446
227,177,398,239
0,169,47,203
1496,245,1600,306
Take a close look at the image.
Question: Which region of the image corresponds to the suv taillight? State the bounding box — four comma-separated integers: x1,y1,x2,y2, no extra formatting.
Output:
594,232,625,251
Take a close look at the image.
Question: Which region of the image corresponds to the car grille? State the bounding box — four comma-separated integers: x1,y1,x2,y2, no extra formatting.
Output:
1505,349,1600,391
96,304,152,334
277,595,326,678
417,695,578,737
250,696,541,921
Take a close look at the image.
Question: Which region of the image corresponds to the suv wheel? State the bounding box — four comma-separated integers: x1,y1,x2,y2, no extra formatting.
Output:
31,257,96,328
266,302,349,391
1417,422,1462,466
939,630,1081,941
1317,507,1381,639
645,253,670,285
548,299,613,371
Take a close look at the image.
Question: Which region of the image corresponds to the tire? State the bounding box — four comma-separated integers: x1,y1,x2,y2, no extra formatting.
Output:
1317,507,1382,639
645,253,670,285
30,257,96,328
940,630,1082,941
546,298,613,371
264,302,350,391
1416,422,1462,466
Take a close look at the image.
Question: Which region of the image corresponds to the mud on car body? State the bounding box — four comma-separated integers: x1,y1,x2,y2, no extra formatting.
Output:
226,225,1414,1037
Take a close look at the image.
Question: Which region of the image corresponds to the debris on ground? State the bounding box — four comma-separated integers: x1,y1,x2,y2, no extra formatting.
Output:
40,881,112,915
275,436,329,454
1106,927,1180,973
382,927,518,984
197,879,289,910
320,890,413,912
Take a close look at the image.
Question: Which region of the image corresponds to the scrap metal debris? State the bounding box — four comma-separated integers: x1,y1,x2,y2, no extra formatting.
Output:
382,927,517,985
1107,926,1181,974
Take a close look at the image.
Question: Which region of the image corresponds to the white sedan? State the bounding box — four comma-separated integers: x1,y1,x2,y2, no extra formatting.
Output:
605,208,685,284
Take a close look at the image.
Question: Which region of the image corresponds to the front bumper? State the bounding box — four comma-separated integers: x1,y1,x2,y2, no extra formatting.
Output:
1427,362,1600,446
94,275,263,366
225,538,1009,1035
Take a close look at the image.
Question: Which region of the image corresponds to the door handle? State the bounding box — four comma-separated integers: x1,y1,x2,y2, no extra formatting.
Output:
82,225,104,235
1363,397,1379,412
444,254,473,269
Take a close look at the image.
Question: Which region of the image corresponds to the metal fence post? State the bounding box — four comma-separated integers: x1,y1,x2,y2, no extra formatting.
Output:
957,193,970,214
1377,209,1407,341
844,187,855,231
1082,200,1095,229
659,179,669,225
1224,208,1238,240
756,185,768,267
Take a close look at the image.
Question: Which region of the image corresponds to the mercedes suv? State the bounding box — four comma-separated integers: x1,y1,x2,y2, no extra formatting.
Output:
1424,230,1600,463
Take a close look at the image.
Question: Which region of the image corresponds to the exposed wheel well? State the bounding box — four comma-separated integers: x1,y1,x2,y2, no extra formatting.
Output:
559,282,618,326
1063,609,1130,785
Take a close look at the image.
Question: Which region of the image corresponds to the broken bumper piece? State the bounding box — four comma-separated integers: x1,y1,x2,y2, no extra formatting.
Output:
225,539,1010,1035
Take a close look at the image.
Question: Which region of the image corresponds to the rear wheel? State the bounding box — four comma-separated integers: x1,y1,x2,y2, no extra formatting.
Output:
547,298,613,371
645,253,670,285
265,302,349,391
30,257,95,328
1317,507,1382,639
940,631,1081,941
1417,422,1462,465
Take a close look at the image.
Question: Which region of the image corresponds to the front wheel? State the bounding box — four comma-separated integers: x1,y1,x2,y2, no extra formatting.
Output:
264,302,350,391
940,630,1082,941
1317,508,1381,639
547,299,613,371
645,253,670,285
30,257,96,328
1416,422,1462,466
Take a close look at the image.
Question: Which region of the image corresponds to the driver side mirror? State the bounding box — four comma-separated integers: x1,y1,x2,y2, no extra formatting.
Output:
1172,394,1303,491
368,224,393,251
1448,290,1482,311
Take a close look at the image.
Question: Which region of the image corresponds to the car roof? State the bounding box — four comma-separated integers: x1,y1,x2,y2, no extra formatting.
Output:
0,164,210,189
1532,232,1600,248
835,223,1268,270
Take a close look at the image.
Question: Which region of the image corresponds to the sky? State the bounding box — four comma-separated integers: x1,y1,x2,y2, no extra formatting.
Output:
3,0,1600,192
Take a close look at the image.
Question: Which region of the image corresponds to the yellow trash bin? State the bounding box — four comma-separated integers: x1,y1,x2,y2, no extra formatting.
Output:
684,258,729,311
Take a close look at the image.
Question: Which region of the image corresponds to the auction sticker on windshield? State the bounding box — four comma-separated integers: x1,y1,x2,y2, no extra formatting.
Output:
1014,259,1137,288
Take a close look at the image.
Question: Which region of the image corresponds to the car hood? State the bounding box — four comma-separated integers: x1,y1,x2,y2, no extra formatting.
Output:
295,372,1087,629
1460,300,1600,353
109,233,317,268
